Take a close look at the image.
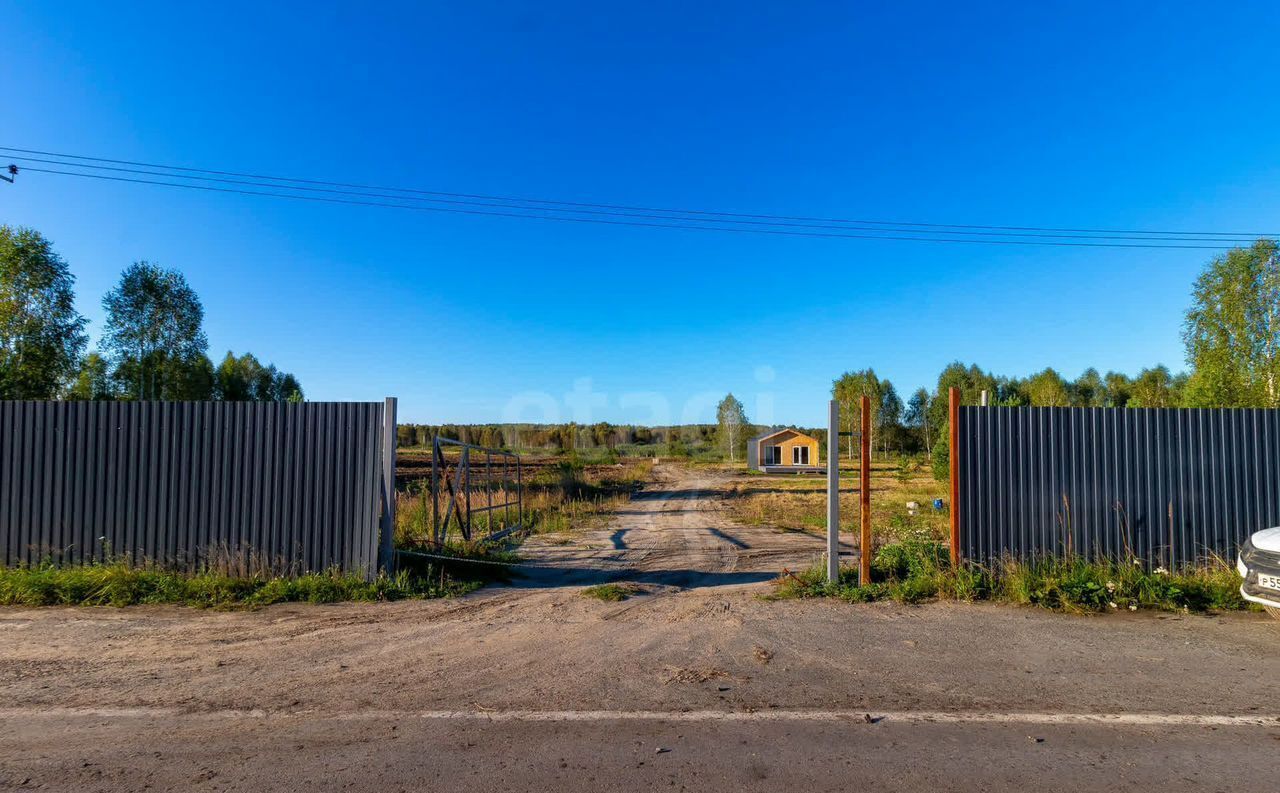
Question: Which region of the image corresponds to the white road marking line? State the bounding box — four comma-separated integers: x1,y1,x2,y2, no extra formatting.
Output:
4,707,1277,727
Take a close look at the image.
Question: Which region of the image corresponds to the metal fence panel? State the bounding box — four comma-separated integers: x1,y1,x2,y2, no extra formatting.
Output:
0,400,387,577
958,407,1280,566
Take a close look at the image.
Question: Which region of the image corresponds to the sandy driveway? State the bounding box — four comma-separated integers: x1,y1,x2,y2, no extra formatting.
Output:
509,463,841,591
2,464,1279,792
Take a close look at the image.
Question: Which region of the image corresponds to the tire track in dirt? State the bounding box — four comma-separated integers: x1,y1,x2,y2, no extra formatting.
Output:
512,464,829,598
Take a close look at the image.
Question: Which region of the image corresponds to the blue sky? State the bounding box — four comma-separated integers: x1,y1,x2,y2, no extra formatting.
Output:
3,2,1279,425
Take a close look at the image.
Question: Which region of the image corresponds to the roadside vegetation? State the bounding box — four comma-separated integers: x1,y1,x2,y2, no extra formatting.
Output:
394,452,653,550
0,559,478,608
581,582,642,601
772,538,1249,614
726,455,943,538
729,455,1252,615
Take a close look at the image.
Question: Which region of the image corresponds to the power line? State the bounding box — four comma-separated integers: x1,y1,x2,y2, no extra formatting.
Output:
16,166,1242,250
3,145,1272,249
7,144,1278,240
7,155,1264,244
4,144,1273,238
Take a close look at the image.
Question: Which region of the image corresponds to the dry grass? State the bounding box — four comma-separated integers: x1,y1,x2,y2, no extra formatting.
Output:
722,455,948,544
395,456,653,550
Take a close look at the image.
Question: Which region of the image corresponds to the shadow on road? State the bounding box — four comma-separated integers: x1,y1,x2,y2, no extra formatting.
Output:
707,527,750,549
499,565,780,591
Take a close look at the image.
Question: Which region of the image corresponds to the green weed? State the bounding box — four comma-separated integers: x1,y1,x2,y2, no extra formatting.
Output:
581,582,641,601
0,561,477,609
771,541,1252,615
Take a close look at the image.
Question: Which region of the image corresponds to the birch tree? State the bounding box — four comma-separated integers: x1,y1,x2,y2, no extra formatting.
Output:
832,369,883,458
716,393,749,462
1183,239,1280,407
0,226,87,398
905,387,931,455
102,262,209,400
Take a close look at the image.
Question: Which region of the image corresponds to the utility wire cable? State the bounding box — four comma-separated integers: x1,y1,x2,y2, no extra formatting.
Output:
7,155,1263,244
4,145,1275,240
16,165,1238,250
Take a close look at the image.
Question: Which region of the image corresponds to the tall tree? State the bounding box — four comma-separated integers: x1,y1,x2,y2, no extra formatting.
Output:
279,373,304,402
716,393,749,462
66,352,115,400
1103,371,1134,407
101,262,209,399
592,422,615,448
214,351,303,401
1183,239,1280,407
1025,368,1071,406
0,226,87,398
1071,367,1107,407
927,362,998,436
833,369,884,459
878,380,903,456
1129,365,1182,407
904,387,932,454
214,351,253,400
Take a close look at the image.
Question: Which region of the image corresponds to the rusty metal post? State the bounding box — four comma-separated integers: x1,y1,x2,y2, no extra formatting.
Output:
431,436,440,545
860,394,872,585
949,387,961,567
462,446,471,539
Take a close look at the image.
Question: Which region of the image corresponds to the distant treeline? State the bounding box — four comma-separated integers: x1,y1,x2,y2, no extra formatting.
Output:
397,422,739,452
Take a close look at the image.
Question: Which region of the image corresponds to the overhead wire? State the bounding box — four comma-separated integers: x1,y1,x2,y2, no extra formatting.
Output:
3,146,1273,249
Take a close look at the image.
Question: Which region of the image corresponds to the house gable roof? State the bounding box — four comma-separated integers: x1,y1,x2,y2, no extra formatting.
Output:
751,427,817,445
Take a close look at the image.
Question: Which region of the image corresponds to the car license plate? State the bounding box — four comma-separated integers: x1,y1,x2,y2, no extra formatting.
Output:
1259,573,1280,592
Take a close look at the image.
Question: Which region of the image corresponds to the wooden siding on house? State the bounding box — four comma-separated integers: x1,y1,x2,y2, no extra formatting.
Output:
751,429,820,472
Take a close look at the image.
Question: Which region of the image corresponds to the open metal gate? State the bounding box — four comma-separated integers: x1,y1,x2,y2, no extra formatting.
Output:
431,436,523,546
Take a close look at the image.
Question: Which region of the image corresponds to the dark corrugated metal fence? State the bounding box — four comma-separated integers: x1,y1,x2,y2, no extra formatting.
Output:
0,401,389,577
957,407,1280,566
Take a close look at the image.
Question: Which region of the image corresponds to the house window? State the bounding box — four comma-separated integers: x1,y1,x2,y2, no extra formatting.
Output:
766,446,782,465
792,446,809,465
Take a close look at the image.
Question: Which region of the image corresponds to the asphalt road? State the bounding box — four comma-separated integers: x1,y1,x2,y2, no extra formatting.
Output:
3,465,1277,792
6,708,1278,793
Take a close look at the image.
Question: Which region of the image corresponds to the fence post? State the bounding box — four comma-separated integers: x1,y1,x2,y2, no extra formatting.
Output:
379,397,398,575
826,399,840,582
860,394,872,585
431,436,440,545
948,387,960,568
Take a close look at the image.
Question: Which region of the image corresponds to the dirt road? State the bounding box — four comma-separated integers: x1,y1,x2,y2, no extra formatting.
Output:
3,464,1278,792
511,464,843,591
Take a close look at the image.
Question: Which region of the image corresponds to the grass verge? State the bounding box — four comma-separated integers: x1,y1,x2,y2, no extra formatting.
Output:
771,539,1252,614
0,560,480,608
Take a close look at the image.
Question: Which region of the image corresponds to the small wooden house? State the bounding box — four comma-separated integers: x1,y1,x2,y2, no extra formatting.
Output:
747,428,822,473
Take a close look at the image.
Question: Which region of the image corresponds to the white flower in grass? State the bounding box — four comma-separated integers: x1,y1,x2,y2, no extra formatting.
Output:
1132,558,1142,566
1108,601,1118,609
1105,581,1117,593
1154,566,1169,575
1128,603,1138,611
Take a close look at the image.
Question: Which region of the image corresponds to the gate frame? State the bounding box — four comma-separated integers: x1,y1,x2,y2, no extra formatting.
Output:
430,436,522,546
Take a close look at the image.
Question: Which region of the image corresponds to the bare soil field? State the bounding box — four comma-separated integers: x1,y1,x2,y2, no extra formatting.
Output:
3,464,1278,792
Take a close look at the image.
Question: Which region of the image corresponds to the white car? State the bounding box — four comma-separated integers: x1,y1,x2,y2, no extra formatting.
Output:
1237,527,1280,619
